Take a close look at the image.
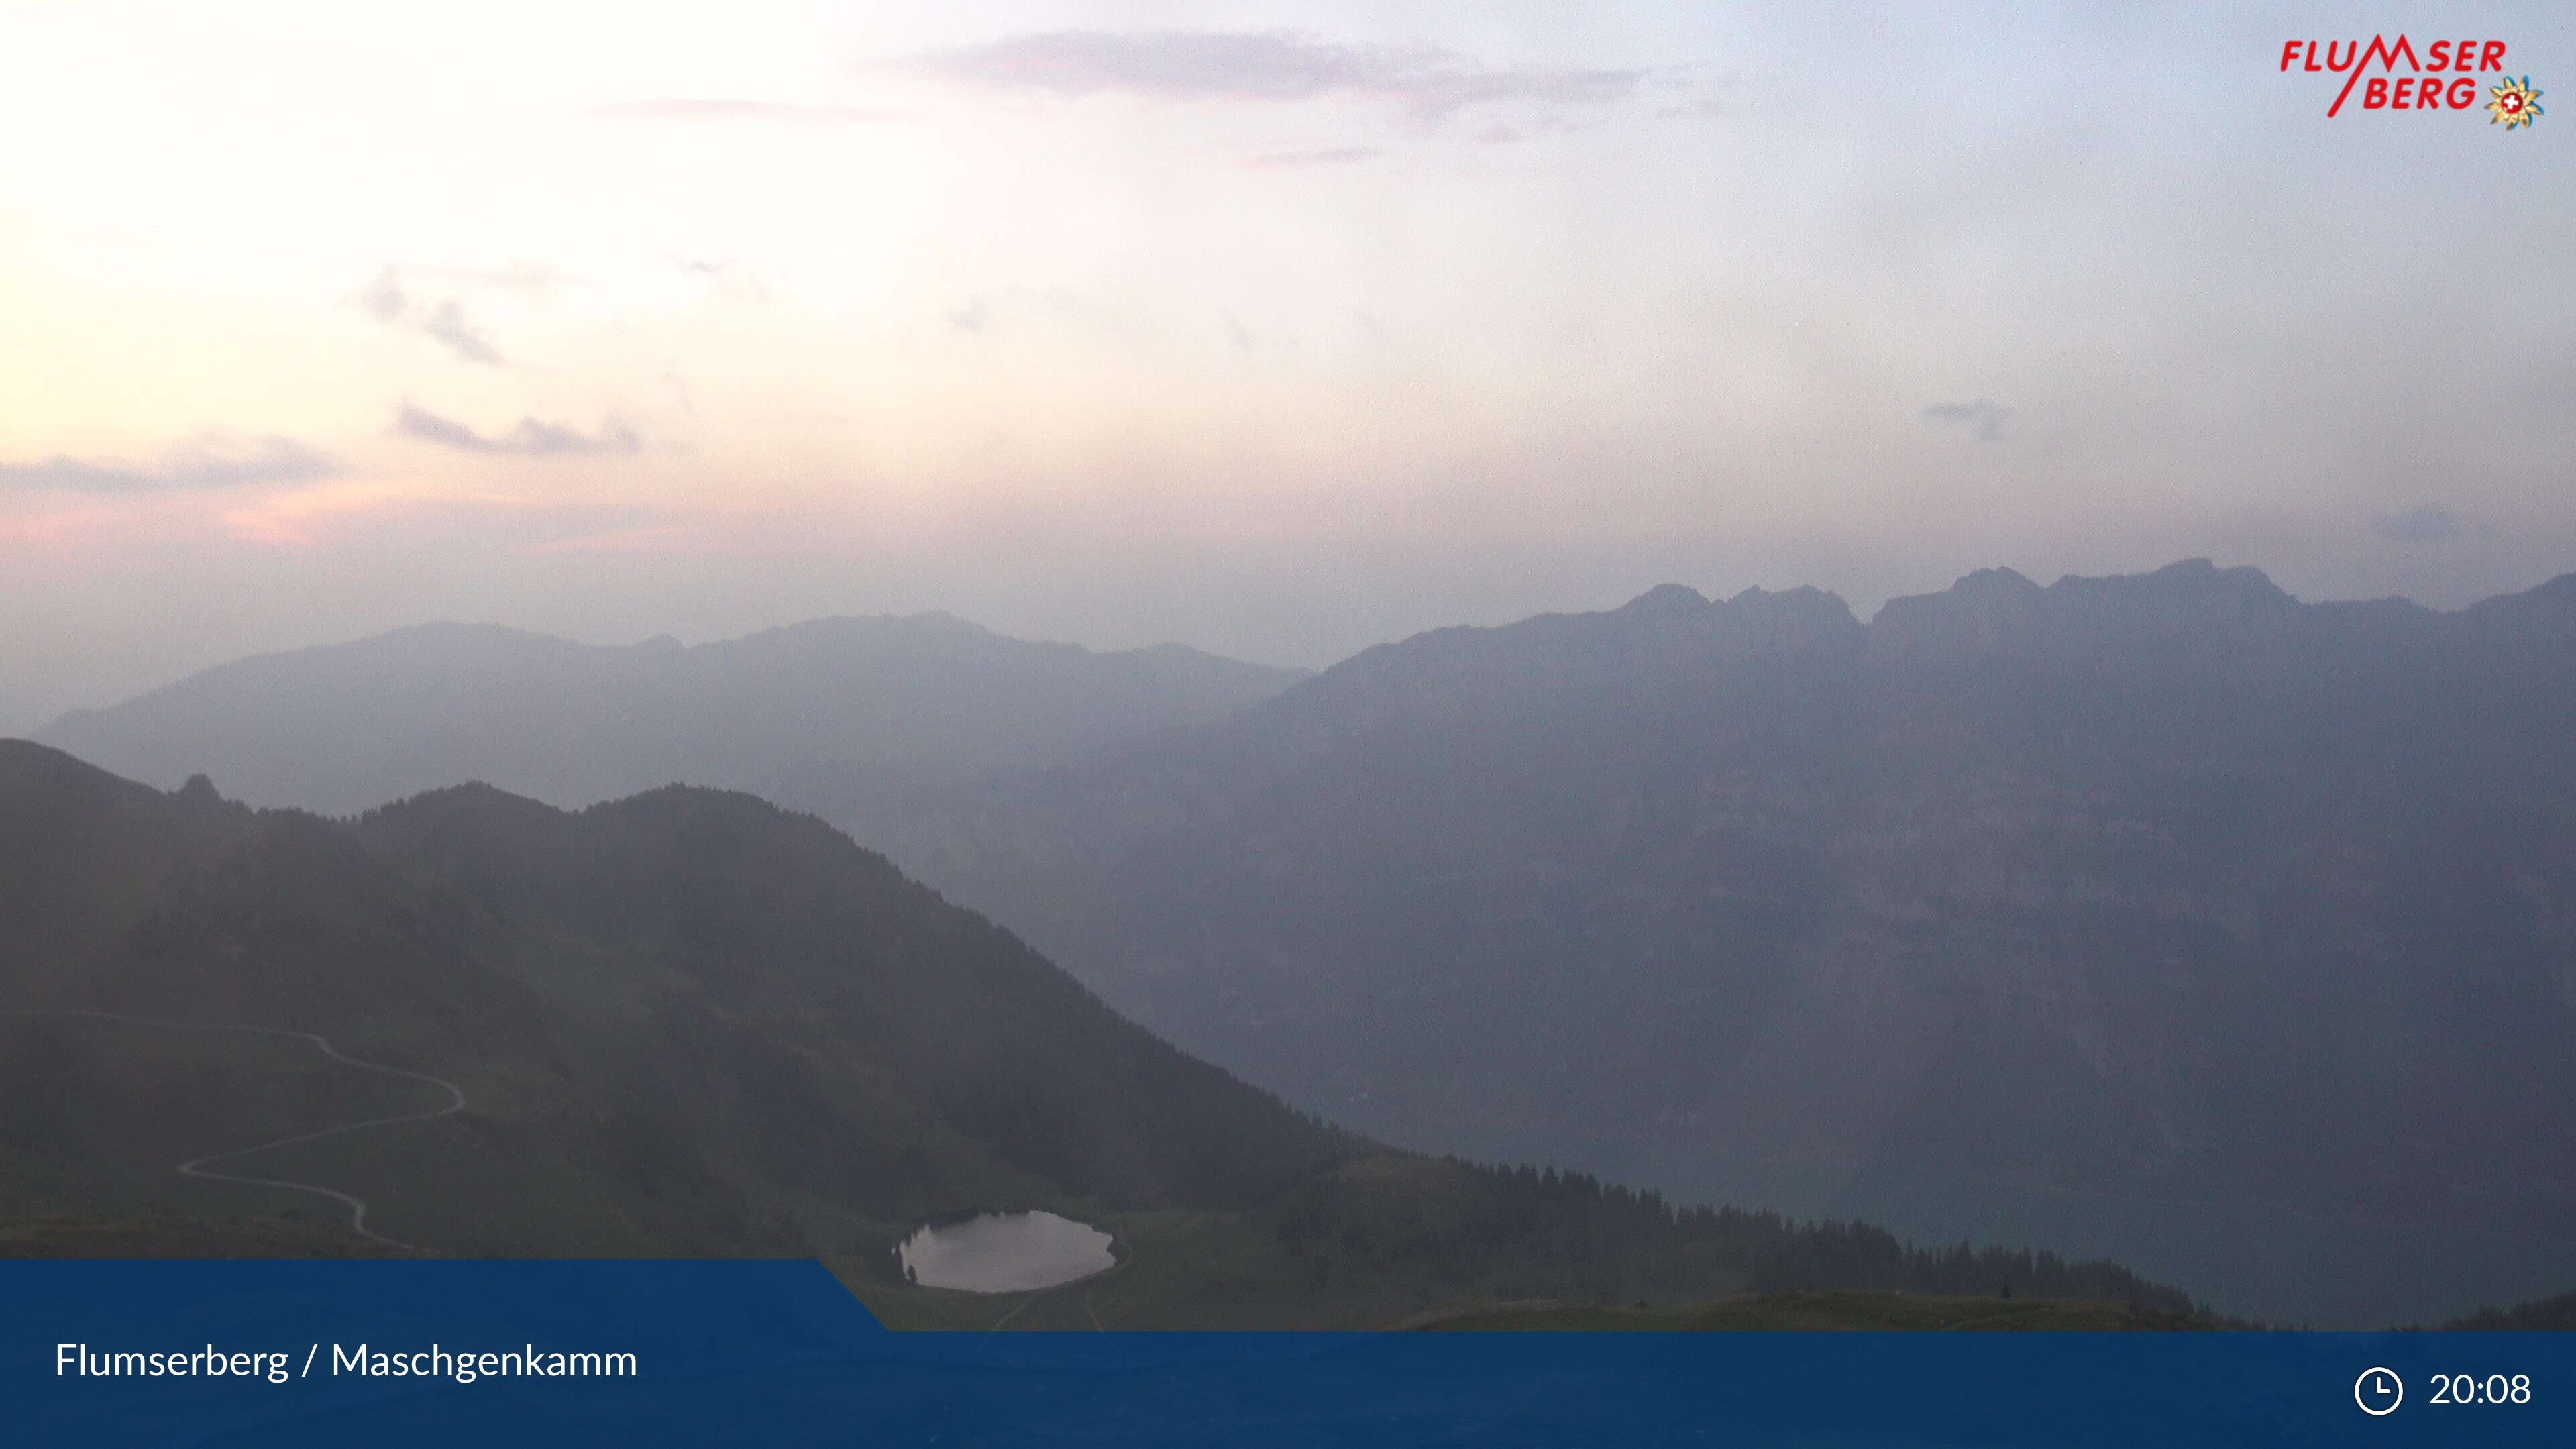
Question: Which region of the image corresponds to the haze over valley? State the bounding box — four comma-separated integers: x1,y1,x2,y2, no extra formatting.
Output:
6,5,2571,1342
0,734,2200,1328
21,557,2576,1325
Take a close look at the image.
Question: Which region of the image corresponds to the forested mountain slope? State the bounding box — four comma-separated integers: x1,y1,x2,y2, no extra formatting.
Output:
864,561,2576,1325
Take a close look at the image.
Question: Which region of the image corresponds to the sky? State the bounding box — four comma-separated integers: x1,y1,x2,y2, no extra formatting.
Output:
2,2,2571,730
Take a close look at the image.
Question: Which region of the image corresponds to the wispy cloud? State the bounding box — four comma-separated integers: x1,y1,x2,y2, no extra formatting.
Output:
0,433,337,493
904,30,1642,120
935,286,1089,338
394,404,639,457
1646,70,1736,121
1923,398,2013,443
417,299,504,366
594,99,902,124
363,267,506,366
670,256,771,304
2373,504,2477,543
1244,146,1381,169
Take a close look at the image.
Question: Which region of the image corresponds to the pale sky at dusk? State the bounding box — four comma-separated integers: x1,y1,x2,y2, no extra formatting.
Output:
3,3,2570,730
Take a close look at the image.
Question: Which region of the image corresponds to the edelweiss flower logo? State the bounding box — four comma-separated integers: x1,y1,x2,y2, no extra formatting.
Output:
2487,75,2544,129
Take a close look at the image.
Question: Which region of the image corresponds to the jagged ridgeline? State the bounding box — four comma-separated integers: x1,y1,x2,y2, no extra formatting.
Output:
0,741,2192,1326
862,561,2576,1327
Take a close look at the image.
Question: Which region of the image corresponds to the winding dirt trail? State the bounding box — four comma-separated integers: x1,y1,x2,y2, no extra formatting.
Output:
7,1008,466,1252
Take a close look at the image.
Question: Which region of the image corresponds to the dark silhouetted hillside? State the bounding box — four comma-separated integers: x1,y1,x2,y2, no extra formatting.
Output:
0,740,1351,1255
0,742,2196,1325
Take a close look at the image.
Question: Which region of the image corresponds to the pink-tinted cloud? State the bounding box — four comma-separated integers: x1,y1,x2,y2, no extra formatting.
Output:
594,99,903,124
906,30,1642,120
394,405,640,458
0,433,337,493
1243,146,1381,169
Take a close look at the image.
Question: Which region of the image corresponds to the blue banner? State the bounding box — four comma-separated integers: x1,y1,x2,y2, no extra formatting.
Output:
3,1260,2568,1446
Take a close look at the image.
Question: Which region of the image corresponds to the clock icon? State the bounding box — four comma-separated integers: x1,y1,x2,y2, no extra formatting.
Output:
2356,1367,2404,1416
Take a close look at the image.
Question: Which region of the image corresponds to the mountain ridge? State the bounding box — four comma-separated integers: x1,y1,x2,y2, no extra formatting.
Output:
855,558,2576,1328
36,612,1309,819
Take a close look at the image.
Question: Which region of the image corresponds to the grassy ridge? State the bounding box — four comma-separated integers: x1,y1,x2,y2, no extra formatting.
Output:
1,742,2211,1328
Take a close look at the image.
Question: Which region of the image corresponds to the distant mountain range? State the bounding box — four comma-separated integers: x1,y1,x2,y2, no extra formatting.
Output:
0,741,2194,1327
20,561,2576,1325
36,614,1306,818
855,561,2576,1327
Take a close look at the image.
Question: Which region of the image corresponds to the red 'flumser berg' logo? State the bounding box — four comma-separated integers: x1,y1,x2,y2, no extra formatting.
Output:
2281,36,2544,127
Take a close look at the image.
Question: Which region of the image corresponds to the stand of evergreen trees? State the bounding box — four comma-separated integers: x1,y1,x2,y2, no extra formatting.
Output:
1267,1157,2197,1314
